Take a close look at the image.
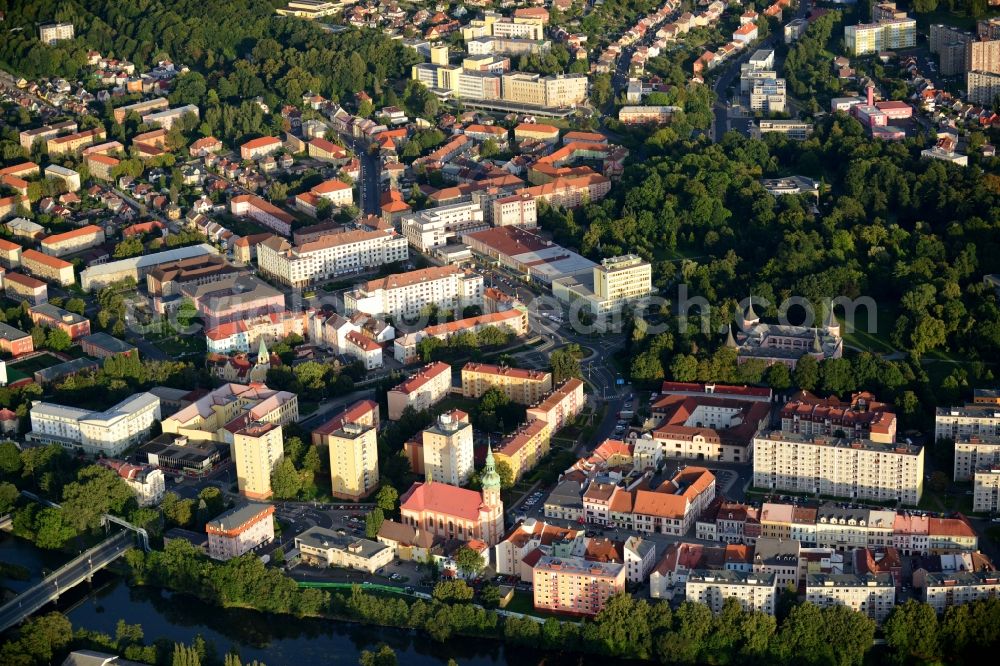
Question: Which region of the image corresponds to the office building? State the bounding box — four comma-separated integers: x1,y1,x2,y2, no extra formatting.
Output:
753,431,924,504
79,244,219,291
401,202,487,253
256,228,407,288
294,527,394,572
462,362,552,404
161,382,298,442
28,393,162,457
387,361,452,420
751,120,813,140
552,254,653,316
685,570,777,614
344,265,484,320
533,555,626,616
806,573,895,622
206,503,275,561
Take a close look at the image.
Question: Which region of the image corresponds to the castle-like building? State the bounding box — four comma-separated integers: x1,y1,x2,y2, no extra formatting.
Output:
726,298,843,369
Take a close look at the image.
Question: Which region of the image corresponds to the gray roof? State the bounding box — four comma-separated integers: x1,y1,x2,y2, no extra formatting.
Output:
80,243,218,286
295,526,390,559
62,650,147,666
807,573,893,588
545,478,583,509
35,357,99,383
0,322,29,341
753,537,800,565
80,332,137,354
688,569,776,586
30,302,88,325
206,502,273,531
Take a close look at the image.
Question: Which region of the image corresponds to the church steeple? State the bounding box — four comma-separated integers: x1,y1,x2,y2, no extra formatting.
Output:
256,337,270,367
481,445,501,508
812,327,822,354
741,295,760,331
724,324,737,348
823,305,841,338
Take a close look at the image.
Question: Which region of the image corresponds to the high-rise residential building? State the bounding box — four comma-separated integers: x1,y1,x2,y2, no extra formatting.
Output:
937,395,1000,480
419,410,474,486
781,391,897,442
806,573,895,623
386,361,452,420
685,570,777,614
231,421,284,500
462,362,553,404
344,266,484,321
256,228,407,288
206,503,275,561
325,421,379,500
969,39,1000,73
973,465,1000,513
39,23,74,45
27,393,162,457
533,555,626,616
967,70,1000,104
753,431,924,504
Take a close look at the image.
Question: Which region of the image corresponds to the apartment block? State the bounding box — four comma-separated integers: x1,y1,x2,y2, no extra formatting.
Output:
532,555,626,616
844,18,916,55
39,23,74,45
113,97,170,124
43,164,81,193
344,266,484,321
419,410,474,486
230,421,283,500
494,418,552,481
0,322,34,356
326,421,379,500
401,202,487,252
3,272,47,306
753,431,924,504
685,570,777,614
230,194,295,236
526,378,585,432
28,393,162,456
40,225,105,257
387,361,452,420
142,104,200,130
973,466,1000,513
967,70,1000,104
19,120,77,151
256,228,407,288
806,573,895,623
161,382,298,443
937,399,1000,440
462,362,552,404
206,503,275,561
491,192,537,227
923,571,1000,613
969,39,1000,73
47,128,106,156
20,249,75,287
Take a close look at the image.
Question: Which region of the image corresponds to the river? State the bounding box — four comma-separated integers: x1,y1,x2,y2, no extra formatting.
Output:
2,534,601,666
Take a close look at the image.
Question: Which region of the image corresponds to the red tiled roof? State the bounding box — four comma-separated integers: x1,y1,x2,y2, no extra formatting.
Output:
400,481,485,521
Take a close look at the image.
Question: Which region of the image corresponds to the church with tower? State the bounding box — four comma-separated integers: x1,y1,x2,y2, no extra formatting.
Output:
399,447,506,546
207,338,278,384
724,297,843,369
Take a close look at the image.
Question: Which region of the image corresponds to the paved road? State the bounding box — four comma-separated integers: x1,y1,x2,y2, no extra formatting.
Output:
296,387,377,430
0,531,133,633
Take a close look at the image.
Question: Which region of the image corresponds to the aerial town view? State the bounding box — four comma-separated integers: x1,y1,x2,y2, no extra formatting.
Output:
2,0,1000,664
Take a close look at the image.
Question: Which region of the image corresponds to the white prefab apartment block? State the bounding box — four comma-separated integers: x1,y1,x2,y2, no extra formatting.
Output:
206,503,275,561
753,431,924,505
256,230,407,288
685,570,778,614
806,573,895,623
28,393,162,456
924,571,1000,613
344,266,484,320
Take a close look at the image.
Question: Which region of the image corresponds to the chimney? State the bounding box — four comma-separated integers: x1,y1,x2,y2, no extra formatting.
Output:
867,84,874,107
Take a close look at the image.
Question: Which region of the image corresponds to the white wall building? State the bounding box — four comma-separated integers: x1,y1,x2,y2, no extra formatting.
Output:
685,570,778,614
344,266,484,321
28,393,162,456
257,230,407,288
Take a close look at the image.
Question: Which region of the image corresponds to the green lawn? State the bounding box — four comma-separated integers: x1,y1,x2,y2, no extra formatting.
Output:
840,302,898,355
913,8,999,31
8,352,63,374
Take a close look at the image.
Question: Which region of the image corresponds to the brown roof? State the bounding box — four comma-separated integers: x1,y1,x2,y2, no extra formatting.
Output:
22,248,73,270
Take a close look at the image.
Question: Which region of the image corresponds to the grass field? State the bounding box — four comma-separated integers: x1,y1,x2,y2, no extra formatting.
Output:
8,352,63,374
840,302,898,355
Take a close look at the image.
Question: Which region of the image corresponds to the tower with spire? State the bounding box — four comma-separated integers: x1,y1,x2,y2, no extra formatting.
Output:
480,445,502,509
256,337,271,369
740,295,760,332
823,305,841,338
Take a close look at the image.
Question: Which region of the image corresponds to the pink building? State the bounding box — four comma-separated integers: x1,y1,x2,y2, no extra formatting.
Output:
206,503,275,561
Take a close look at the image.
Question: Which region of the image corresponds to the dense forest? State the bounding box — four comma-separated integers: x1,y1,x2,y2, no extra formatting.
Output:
0,0,420,109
